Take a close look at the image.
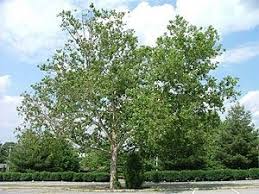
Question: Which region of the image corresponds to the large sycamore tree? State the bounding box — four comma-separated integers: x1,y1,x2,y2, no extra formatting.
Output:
18,6,238,189
128,17,238,170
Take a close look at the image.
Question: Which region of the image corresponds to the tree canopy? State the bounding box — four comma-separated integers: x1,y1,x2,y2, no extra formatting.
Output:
17,6,238,189
9,130,80,172
0,142,15,164
215,104,259,169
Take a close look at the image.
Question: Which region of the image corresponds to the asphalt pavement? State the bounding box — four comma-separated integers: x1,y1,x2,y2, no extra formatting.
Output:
1,180,259,193
1,188,259,194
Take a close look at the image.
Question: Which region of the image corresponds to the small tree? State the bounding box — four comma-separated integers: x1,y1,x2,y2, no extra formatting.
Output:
0,142,15,164
216,103,259,169
124,151,144,189
9,130,80,172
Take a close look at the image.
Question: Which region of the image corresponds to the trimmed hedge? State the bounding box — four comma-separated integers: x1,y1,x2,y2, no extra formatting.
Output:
144,168,259,182
1,169,258,182
0,172,109,182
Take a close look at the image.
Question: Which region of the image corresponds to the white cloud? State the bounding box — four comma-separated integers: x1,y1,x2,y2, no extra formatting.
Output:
218,42,259,64
0,0,139,62
127,0,259,45
89,0,136,10
0,0,76,61
0,95,21,142
240,91,259,127
176,0,259,34
2,0,259,60
127,2,176,45
0,75,10,94
0,75,21,142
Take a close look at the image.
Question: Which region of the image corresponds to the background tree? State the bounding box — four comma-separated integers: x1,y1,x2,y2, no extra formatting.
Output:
0,142,15,164
9,130,80,172
215,103,259,169
0,143,3,163
80,149,110,172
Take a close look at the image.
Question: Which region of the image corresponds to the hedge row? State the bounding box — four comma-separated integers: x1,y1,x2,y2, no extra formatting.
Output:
145,168,259,182
1,169,259,182
0,172,109,182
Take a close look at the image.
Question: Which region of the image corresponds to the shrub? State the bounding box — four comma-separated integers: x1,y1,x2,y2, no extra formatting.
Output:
144,169,258,182
124,152,144,189
2,172,14,181
93,172,110,182
49,172,62,181
249,168,259,179
61,172,75,181
82,172,93,182
20,173,32,181
72,173,83,182
40,172,52,181
31,172,41,181
0,172,109,182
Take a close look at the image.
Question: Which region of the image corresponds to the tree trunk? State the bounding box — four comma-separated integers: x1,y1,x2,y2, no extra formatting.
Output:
110,143,118,190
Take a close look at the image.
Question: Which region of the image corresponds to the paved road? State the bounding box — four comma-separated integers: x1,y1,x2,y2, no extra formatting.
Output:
1,181,259,193
1,188,259,194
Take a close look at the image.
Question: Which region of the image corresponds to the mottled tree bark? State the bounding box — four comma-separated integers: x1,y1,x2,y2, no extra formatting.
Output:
110,143,118,189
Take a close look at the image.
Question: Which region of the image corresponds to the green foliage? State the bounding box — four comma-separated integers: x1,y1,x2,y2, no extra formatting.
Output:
215,104,259,169
61,172,74,181
18,5,142,189
127,16,238,171
80,149,109,172
16,5,239,188
0,172,109,182
145,169,259,182
0,142,15,164
124,152,144,189
9,130,80,172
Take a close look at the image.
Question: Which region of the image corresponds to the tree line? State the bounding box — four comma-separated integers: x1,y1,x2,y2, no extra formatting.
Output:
5,104,258,173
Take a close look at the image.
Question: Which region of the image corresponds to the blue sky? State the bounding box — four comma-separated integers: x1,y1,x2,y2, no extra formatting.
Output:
1,0,259,142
